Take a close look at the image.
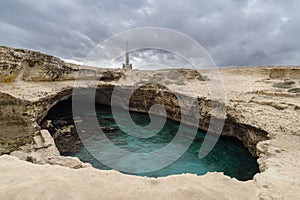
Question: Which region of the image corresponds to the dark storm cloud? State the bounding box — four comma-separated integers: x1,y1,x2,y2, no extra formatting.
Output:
0,0,299,67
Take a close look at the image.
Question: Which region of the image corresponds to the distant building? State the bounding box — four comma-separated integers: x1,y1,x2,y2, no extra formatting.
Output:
122,41,132,70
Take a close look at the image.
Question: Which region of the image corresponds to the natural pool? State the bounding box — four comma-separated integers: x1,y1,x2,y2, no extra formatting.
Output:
43,101,259,181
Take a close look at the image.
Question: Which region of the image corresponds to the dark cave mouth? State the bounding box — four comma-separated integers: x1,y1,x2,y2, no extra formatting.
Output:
40,97,260,181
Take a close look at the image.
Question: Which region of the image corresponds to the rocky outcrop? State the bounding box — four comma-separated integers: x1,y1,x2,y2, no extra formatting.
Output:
0,47,125,153
0,46,124,83
269,67,300,79
10,129,91,169
0,46,78,82
0,87,74,154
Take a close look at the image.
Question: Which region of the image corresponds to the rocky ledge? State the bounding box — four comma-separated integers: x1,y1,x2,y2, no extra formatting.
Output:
0,46,299,199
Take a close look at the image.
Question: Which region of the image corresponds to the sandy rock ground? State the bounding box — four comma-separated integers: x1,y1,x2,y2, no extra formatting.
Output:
0,60,300,199
0,155,264,200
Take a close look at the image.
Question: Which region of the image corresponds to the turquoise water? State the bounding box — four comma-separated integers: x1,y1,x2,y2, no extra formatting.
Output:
71,105,259,181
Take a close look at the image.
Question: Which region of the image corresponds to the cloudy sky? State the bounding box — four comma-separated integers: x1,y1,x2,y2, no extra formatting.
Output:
0,0,299,68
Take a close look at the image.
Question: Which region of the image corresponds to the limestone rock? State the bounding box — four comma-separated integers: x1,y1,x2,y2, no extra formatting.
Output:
10,129,90,169
0,47,300,199
0,155,266,200
47,156,92,169
0,46,77,82
269,67,300,79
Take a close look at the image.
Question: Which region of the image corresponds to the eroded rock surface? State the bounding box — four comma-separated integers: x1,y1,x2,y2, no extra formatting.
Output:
0,155,266,200
0,46,299,199
10,129,91,169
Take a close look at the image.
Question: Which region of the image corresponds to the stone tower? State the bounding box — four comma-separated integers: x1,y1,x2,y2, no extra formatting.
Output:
122,41,132,70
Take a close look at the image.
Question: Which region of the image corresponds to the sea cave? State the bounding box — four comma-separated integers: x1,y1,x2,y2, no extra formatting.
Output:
40,90,260,181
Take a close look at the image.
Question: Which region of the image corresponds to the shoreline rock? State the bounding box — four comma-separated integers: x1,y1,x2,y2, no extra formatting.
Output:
10,129,91,169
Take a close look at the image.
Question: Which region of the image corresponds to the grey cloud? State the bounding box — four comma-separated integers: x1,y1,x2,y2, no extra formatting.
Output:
0,0,299,68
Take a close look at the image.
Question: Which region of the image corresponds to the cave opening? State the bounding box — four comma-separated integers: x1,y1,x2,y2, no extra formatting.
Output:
40,93,260,181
